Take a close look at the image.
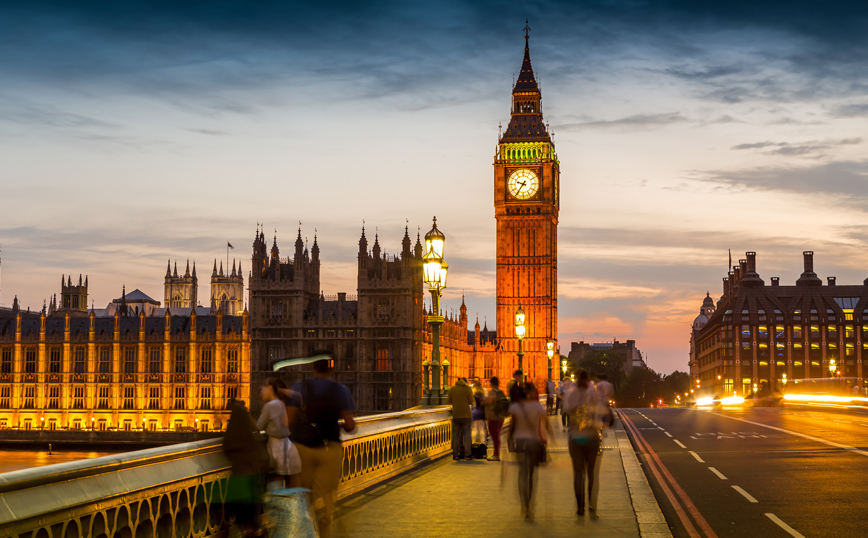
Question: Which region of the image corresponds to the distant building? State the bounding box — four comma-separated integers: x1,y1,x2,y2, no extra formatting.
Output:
689,251,868,397
568,339,646,373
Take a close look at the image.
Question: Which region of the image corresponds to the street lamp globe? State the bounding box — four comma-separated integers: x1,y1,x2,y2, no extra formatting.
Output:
424,217,446,258
515,305,526,339
546,339,555,359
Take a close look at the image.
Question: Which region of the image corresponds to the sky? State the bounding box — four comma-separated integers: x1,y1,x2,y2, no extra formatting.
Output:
3,0,868,374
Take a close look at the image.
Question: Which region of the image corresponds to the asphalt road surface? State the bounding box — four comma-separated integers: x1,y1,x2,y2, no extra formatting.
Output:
619,404,868,538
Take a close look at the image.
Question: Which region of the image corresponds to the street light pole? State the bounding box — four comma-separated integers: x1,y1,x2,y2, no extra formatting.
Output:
422,217,448,405
515,305,526,380
546,339,555,381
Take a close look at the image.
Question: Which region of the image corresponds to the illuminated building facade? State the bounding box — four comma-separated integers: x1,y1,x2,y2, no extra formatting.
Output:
494,29,560,386
690,251,868,397
0,306,250,432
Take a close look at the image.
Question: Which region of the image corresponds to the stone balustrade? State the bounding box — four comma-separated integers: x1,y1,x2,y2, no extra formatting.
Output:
0,405,451,538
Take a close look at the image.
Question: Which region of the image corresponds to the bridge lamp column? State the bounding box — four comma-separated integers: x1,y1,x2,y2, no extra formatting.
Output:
422,217,448,405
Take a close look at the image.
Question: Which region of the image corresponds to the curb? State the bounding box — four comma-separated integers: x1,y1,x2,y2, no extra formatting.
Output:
613,414,673,538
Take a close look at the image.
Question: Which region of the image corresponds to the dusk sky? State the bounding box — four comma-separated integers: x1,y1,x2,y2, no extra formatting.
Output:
3,1,868,374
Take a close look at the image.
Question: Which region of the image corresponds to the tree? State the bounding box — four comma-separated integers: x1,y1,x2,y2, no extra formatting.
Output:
575,350,626,390
662,371,690,402
617,367,663,407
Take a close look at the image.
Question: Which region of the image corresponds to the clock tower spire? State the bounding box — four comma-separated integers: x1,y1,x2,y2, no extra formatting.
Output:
494,23,559,386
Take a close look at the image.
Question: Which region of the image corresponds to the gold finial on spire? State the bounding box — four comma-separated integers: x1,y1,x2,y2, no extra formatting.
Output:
524,19,530,40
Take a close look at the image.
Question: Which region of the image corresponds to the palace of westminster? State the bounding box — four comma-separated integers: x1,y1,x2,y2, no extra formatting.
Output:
0,31,560,432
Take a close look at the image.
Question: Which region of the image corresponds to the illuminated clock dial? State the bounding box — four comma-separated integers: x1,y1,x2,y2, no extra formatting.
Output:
507,169,539,200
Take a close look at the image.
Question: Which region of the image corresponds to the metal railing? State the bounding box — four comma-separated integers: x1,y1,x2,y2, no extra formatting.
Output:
0,405,452,538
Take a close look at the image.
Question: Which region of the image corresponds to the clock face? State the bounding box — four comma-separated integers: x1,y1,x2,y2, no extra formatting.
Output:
507,169,539,200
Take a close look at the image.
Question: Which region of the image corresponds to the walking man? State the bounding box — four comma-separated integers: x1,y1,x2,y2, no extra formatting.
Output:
447,376,474,460
507,369,526,402
285,353,355,537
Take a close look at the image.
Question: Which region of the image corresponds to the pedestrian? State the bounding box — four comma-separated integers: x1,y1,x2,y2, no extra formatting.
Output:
285,353,356,538
507,369,526,402
223,399,268,534
545,378,555,415
564,369,605,516
595,373,615,427
559,379,573,431
447,376,474,460
508,382,549,519
471,377,487,444
483,376,510,461
257,378,301,489
555,379,564,416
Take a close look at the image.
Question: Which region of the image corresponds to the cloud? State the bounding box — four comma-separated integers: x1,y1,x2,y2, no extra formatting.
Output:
730,138,861,158
698,160,868,206
831,103,868,118
554,112,687,131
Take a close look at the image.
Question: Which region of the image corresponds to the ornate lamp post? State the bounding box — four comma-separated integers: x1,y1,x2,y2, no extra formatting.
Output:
829,359,838,377
546,339,555,381
422,217,448,405
515,305,526,379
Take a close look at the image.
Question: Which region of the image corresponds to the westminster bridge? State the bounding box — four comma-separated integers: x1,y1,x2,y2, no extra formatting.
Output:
0,407,660,538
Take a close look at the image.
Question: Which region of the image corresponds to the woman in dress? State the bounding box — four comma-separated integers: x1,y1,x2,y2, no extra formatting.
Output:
507,382,550,519
471,377,487,446
257,378,301,488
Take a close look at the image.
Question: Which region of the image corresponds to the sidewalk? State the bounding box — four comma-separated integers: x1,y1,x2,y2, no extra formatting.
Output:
332,414,671,538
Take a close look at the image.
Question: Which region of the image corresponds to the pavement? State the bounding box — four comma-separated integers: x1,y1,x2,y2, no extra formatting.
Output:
332,414,671,538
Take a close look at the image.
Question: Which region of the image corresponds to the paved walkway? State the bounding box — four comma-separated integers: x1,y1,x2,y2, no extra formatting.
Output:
332,414,671,538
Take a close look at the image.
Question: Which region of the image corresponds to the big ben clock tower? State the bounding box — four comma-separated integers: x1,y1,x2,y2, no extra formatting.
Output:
494,24,559,383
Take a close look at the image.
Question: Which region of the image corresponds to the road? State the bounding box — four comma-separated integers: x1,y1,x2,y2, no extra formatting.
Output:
618,405,868,538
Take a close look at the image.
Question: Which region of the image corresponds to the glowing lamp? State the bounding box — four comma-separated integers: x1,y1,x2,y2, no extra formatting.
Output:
424,217,445,258
546,339,555,359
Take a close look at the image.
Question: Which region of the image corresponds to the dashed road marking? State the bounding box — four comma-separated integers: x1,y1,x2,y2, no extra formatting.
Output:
673,439,687,449
766,513,806,538
689,451,704,463
664,431,673,437
732,485,758,503
708,467,727,480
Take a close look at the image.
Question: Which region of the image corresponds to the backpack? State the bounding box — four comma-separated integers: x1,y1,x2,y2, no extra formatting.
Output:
493,388,510,419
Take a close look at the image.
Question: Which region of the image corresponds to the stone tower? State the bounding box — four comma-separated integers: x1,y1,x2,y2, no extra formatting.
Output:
59,274,88,315
211,258,244,315
164,260,198,309
493,24,559,383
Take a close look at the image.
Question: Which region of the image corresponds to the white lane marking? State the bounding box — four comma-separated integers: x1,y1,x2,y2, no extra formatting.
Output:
732,485,758,503
689,451,704,463
766,513,806,538
658,426,665,430
690,435,697,439
712,414,868,456
664,431,673,437
673,439,687,449
708,467,727,480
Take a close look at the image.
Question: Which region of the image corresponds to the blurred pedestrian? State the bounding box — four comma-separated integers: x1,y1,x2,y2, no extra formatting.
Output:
483,376,510,461
546,378,555,415
257,378,301,489
223,399,268,534
508,382,550,519
286,353,356,538
564,370,605,516
471,377,487,444
595,373,615,428
507,369,526,402
448,376,474,460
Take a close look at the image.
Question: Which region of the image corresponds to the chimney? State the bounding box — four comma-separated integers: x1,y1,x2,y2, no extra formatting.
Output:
797,250,822,286
771,277,780,287
723,277,729,295
740,251,764,286
338,292,346,302
828,276,836,286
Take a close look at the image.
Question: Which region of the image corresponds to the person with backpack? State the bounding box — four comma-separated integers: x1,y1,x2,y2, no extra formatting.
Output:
447,377,474,460
285,353,355,538
483,376,510,461
507,382,549,519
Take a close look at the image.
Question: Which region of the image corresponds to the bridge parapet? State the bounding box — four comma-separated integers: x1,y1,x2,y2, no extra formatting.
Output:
0,405,451,538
